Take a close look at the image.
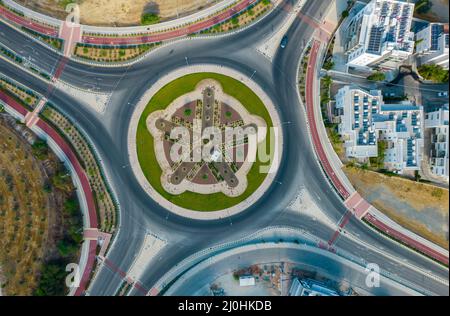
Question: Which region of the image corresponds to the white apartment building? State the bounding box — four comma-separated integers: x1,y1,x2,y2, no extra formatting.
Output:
415,23,449,70
336,85,383,158
344,0,415,70
424,105,449,181
336,85,424,173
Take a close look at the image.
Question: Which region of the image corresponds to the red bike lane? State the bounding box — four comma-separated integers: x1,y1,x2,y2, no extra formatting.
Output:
0,6,59,36
1,0,256,46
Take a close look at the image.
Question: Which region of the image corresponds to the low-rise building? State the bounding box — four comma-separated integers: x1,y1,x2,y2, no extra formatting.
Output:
336,85,424,173
343,0,415,70
239,276,255,287
336,85,383,158
415,23,449,70
424,105,449,181
374,103,424,171
288,278,339,296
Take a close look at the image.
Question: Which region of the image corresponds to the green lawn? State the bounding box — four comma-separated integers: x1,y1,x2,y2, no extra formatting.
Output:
136,73,274,211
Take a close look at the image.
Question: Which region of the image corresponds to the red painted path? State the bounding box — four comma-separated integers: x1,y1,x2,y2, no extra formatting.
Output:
1,0,257,46
0,6,58,36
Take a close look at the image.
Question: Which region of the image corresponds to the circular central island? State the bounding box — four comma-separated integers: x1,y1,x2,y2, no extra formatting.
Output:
129,66,282,219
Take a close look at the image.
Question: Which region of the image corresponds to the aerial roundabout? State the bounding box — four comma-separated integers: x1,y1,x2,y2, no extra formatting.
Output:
128,65,283,219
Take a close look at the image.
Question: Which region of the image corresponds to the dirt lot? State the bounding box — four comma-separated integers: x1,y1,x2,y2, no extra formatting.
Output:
0,114,77,295
15,0,222,26
344,166,449,249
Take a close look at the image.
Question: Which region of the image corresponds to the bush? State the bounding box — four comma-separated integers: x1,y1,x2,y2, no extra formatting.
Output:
323,59,334,70
141,13,160,25
51,168,73,193
32,140,49,160
367,71,386,82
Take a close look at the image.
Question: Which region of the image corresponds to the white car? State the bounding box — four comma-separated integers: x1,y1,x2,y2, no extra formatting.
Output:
437,91,448,97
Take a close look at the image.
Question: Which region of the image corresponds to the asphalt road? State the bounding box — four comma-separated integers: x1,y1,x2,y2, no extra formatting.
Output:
0,0,448,296
165,243,423,296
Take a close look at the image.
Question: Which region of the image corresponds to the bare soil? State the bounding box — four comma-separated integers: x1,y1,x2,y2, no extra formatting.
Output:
344,166,449,249
15,0,222,26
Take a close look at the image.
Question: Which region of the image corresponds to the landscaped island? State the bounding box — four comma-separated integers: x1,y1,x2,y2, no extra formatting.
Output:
136,73,275,211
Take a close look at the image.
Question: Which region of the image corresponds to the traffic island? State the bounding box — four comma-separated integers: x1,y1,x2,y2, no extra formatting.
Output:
130,66,283,219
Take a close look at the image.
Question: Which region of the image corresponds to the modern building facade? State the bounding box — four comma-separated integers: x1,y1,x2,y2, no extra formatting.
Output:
336,85,424,173
415,23,449,70
344,0,415,70
424,105,449,181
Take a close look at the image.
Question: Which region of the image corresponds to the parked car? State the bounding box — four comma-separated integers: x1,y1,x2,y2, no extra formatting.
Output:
280,35,288,49
437,91,448,97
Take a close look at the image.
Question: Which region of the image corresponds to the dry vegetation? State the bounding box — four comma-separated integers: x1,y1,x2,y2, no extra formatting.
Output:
344,166,449,249
0,77,39,109
202,0,271,33
15,0,221,26
0,114,81,295
0,118,49,295
74,43,158,63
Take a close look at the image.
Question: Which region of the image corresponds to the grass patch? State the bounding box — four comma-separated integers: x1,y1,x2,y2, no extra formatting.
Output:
136,73,274,211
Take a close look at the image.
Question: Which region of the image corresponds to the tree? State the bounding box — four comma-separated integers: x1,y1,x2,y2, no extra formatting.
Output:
57,239,78,257
418,64,449,83
322,75,333,88
34,262,67,296
367,71,386,82
141,13,160,25
64,198,78,215
323,59,334,70
341,10,349,19
51,168,73,193
415,0,432,14
32,140,49,160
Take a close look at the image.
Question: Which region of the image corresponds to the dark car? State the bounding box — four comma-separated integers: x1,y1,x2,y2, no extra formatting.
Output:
280,35,288,49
